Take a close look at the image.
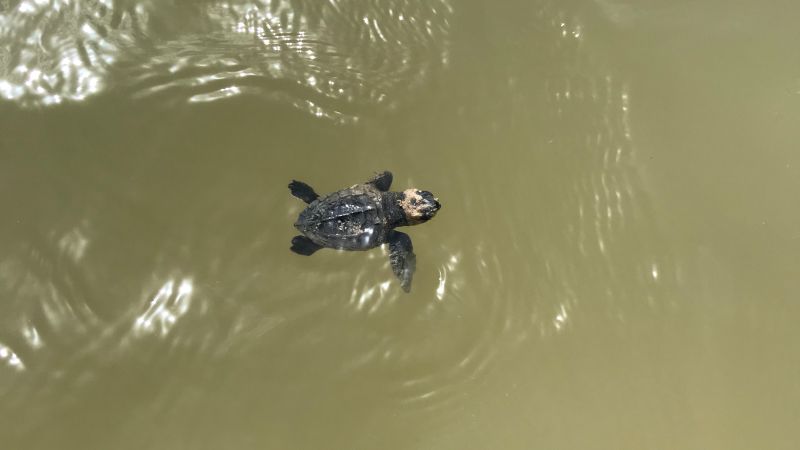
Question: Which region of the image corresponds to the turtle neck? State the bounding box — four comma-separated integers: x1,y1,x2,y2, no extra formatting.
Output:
382,191,409,228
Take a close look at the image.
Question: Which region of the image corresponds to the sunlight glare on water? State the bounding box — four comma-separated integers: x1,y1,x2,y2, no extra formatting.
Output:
2,0,800,449
134,279,194,337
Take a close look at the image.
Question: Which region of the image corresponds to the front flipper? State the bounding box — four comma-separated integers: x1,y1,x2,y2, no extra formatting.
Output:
388,230,416,292
291,235,322,256
289,180,319,204
366,171,393,192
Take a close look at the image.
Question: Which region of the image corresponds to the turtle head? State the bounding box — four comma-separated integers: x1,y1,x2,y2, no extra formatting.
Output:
400,189,441,225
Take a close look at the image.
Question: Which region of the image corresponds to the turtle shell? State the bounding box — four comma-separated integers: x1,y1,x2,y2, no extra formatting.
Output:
295,184,387,250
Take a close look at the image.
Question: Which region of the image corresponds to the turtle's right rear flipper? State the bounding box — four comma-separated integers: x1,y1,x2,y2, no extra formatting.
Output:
291,236,322,256
289,180,319,204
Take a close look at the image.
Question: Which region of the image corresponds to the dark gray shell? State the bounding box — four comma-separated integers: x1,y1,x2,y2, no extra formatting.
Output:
294,184,387,250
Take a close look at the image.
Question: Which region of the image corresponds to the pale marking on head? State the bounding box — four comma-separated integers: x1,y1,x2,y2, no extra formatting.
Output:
400,189,437,224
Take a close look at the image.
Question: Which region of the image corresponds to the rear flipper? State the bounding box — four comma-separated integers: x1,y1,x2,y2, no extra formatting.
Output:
289,180,319,204
291,235,322,256
388,230,416,293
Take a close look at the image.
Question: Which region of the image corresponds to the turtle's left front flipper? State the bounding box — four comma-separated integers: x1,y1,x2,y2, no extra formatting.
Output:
388,230,416,292
366,171,393,192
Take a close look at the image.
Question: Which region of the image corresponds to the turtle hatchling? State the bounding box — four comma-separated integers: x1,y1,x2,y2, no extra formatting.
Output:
288,171,441,292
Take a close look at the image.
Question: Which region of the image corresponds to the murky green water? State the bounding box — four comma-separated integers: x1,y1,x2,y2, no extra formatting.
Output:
2,0,800,449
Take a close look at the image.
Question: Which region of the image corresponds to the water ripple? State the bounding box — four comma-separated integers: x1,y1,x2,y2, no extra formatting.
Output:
0,0,452,121
0,0,127,106
133,278,194,338
329,240,507,413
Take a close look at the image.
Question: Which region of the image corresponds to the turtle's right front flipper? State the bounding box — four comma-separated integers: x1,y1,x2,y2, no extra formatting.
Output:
289,180,319,204
388,230,416,292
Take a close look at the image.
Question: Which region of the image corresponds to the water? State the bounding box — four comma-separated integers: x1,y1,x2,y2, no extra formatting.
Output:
2,0,799,449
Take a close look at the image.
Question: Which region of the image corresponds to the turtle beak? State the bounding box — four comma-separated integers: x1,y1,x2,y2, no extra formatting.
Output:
415,190,441,220
428,198,441,218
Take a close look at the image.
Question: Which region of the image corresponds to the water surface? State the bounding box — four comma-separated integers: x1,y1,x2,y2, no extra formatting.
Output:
2,0,800,449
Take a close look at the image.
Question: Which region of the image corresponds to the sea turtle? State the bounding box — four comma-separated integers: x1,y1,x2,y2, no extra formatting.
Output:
288,171,441,292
